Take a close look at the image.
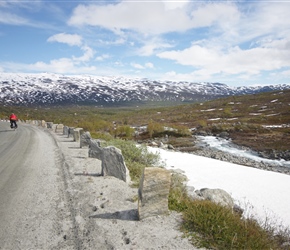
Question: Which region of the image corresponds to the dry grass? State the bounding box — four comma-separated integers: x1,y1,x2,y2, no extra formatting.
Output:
168,172,290,249
1,89,290,155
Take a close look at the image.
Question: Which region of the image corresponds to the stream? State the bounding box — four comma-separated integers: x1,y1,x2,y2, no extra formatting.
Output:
197,136,290,168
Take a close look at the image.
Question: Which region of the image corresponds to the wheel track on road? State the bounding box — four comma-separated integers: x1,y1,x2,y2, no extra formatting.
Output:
48,129,83,250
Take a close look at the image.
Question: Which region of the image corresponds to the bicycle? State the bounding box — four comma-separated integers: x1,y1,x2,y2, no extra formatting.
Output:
10,122,18,130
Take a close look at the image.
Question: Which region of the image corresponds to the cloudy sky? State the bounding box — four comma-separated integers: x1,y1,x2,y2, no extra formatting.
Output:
1,0,290,87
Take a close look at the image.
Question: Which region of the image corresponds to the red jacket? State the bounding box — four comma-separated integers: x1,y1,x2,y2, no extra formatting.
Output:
9,114,18,121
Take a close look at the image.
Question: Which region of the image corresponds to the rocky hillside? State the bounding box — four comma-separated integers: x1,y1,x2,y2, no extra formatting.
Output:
1,73,290,106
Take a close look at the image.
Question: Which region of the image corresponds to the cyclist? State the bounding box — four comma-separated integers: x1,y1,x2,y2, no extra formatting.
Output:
9,113,18,129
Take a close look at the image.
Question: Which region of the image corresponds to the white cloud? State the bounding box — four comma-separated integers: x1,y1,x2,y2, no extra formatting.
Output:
31,57,97,74
259,37,290,50
131,62,154,70
68,2,239,35
33,58,75,73
0,11,29,25
162,0,189,10
145,62,154,69
157,36,290,80
95,54,110,61
131,63,144,69
216,2,290,48
281,70,290,77
189,2,240,29
108,38,127,45
73,45,95,62
251,2,290,35
160,70,209,82
2,44,96,74
46,34,95,63
137,38,173,56
137,43,159,57
47,33,83,47
0,1,53,28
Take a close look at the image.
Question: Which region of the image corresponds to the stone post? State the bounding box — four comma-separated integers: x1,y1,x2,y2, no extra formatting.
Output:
46,122,53,129
55,124,64,134
138,167,171,220
73,128,83,142
80,131,92,148
101,146,131,183
68,127,75,138
41,120,46,128
63,126,69,136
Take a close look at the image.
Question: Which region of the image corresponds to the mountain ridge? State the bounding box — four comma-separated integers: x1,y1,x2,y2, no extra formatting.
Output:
1,73,290,106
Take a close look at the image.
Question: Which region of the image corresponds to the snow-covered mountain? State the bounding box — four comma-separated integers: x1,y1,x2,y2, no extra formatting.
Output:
1,73,290,106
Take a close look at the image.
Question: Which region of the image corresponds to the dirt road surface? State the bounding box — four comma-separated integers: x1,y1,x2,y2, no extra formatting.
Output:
0,121,198,250
0,121,77,249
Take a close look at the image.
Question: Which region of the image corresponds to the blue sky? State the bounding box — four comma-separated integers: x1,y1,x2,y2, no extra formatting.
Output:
1,0,290,87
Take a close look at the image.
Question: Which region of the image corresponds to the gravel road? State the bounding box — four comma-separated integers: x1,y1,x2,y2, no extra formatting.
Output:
0,121,198,250
0,121,74,249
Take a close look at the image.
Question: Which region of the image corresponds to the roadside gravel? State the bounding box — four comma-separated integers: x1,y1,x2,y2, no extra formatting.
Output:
49,130,200,250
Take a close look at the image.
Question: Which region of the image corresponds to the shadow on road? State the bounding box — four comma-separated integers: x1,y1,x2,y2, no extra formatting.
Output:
0,129,15,133
74,172,101,177
73,156,86,159
89,209,138,221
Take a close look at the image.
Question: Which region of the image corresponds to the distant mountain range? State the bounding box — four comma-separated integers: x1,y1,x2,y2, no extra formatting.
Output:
1,73,290,106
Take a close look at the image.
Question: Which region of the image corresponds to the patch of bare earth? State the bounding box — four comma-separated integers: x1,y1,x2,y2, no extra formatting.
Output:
230,130,290,152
